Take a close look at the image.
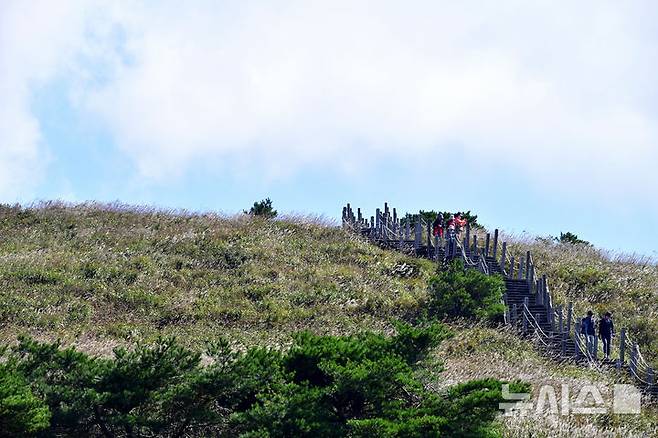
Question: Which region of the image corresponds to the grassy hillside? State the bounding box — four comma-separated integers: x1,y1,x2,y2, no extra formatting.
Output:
0,203,656,436
0,202,434,351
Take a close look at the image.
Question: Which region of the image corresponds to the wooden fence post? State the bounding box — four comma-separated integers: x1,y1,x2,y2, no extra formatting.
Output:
485,233,491,257
492,229,499,260
392,208,397,227
546,300,553,332
375,209,381,239
619,328,626,365
473,235,478,254
405,218,410,240
414,219,421,254
500,241,507,273
508,256,515,279
575,321,582,358
558,305,563,334
465,223,471,253
525,251,531,281
566,302,573,337
518,259,524,280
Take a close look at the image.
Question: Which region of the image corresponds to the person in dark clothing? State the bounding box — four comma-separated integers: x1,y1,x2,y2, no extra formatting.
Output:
581,310,597,357
599,312,615,360
432,213,444,238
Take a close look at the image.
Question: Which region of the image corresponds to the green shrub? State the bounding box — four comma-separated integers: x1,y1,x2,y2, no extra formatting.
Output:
428,260,505,323
245,198,277,218
558,232,590,246
0,359,50,436
2,324,526,437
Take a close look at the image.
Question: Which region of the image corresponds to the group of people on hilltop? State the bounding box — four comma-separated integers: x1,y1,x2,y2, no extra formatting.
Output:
581,310,615,360
431,212,467,240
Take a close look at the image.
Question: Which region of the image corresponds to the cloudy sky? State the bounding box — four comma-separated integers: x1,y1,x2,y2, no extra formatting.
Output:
2,0,658,255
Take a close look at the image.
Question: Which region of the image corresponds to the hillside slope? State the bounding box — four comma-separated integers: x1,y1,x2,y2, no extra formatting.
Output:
0,202,656,436
0,202,434,351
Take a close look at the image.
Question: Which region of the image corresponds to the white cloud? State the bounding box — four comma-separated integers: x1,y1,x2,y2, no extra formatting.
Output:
3,1,658,205
0,0,91,199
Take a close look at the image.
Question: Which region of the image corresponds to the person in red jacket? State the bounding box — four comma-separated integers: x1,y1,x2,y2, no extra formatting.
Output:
432,213,444,238
454,212,467,238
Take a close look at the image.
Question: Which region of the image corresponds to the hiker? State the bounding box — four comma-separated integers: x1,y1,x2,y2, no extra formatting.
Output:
581,310,597,357
432,213,444,238
446,214,456,239
599,312,614,360
454,212,467,236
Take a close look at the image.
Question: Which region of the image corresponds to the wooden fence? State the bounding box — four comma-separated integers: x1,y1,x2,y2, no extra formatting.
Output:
342,202,657,397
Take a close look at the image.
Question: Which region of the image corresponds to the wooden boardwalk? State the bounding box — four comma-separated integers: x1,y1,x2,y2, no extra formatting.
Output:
343,202,657,397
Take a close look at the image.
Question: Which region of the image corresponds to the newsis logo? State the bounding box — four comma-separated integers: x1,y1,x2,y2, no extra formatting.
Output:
499,383,642,416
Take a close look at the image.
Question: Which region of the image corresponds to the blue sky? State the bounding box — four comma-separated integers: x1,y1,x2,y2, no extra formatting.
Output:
2,1,658,257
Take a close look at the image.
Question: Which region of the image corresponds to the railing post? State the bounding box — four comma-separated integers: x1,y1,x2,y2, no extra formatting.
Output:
535,313,541,332
392,208,397,227
414,219,421,255
375,209,381,238
500,241,507,273
574,321,582,358
492,229,499,259
630,343,638,378
546,300,553,332
525,251,531,281
558,305,564,334
619,328,626,365
472,235,478,254
508,256,514,279
517,259,524,280
485,233,491,257
527,264,533,288
561,331,567,357
405,218,410,240
566,302,573,337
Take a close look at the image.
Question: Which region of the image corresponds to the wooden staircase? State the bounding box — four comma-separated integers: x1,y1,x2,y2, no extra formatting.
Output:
342,202,657,397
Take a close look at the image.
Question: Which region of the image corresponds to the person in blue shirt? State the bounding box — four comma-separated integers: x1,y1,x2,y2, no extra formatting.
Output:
581,310,597,357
